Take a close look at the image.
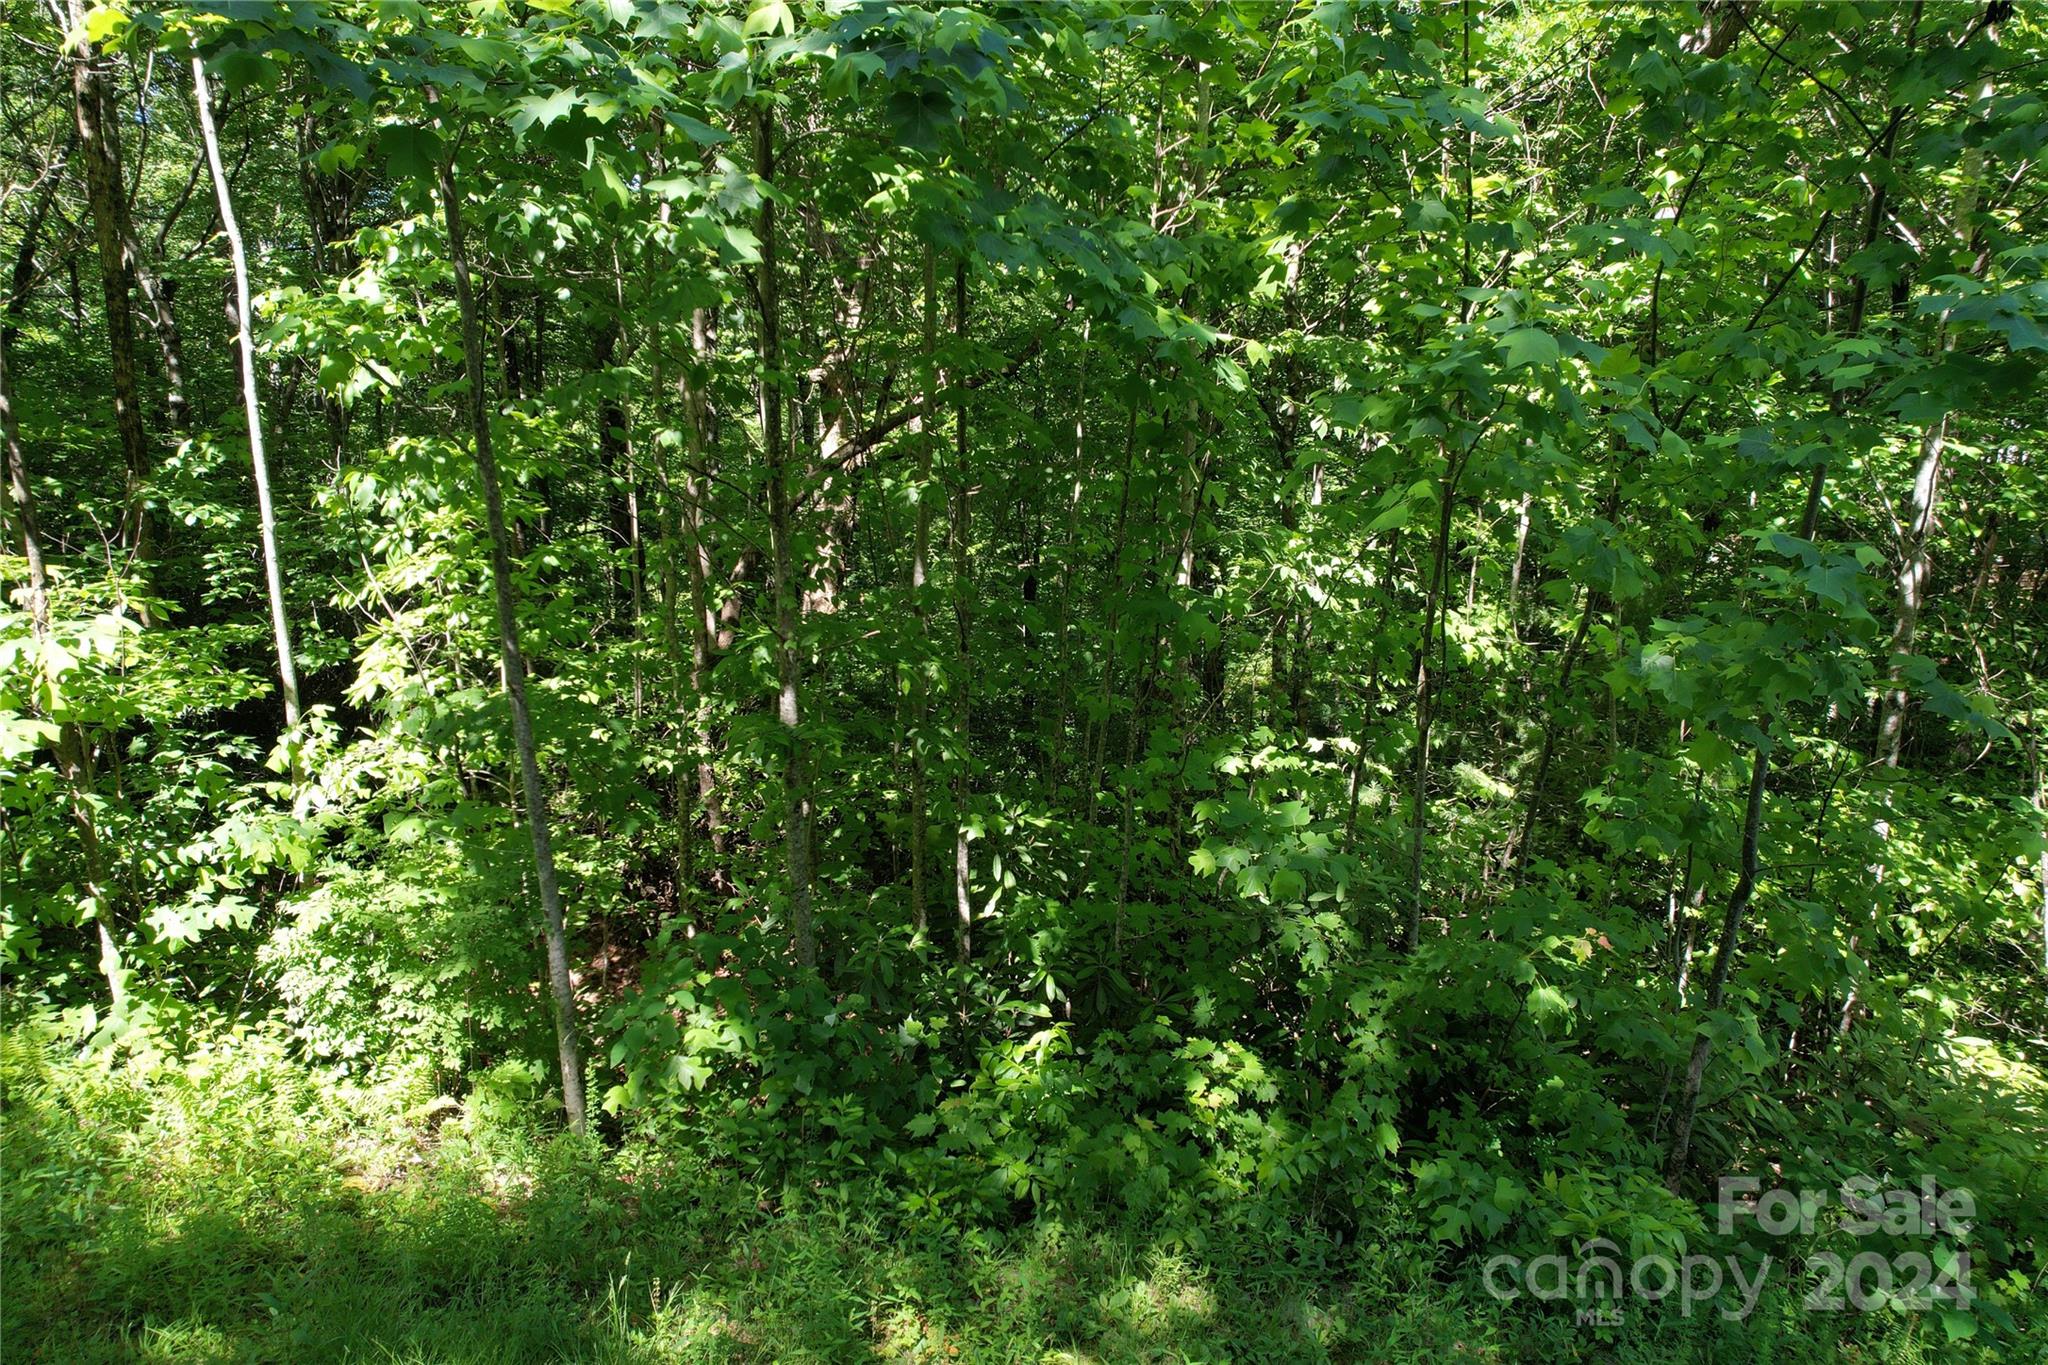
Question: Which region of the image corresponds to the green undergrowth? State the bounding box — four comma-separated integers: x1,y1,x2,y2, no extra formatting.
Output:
1,1021,2038,1365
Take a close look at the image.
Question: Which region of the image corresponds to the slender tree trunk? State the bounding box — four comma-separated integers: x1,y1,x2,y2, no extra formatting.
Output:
1272,502,1298,729
678,307,726,892
1665,464,1828,1181
1667,118,1908,1152
194,60,299,732
1875,415,1946,766
1666,740,1769,1183
1875,46,1993,764
1512,591,1596,881
437,147,586,1133
132,255,190,434
3,128,74,352
908,248,937,940
296,104,358,468
66,0,152,568
2034,737,2048,977
1967,509,1999,617
753,105,816,971
626,435,645,718
1,339,49,636
1165,413,1215,857
6,293,119,1010
1083,392,1143,802
594,323,633,616
1508,491,1532,633
803,261,869,619
1345,533,1401,845
118,74,193,436
950,257,973,964
1045,317,1089,800
1406,446,1464,951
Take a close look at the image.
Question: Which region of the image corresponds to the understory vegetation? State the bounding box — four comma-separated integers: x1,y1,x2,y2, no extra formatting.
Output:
5,1022,2039,1362
4,0,2048,1359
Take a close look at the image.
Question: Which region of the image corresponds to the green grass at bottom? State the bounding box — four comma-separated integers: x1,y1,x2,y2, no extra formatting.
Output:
0,1028,2029,1365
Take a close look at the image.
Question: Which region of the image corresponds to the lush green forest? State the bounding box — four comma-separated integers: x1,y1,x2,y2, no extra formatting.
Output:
4,0,2047,1358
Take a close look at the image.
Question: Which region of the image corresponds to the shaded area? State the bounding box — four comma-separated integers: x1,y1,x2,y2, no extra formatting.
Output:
1,1026,2007,1364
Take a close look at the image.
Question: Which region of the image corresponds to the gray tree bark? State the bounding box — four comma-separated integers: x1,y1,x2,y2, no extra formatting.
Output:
753,104,817,971
437,145,586,1132
193,59,300,732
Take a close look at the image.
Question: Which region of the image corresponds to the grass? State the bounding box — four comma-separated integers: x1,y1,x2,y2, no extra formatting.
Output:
0,1023,2036,1364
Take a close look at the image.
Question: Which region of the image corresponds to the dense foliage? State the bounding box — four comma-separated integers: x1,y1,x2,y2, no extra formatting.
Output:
4,0,2047,1357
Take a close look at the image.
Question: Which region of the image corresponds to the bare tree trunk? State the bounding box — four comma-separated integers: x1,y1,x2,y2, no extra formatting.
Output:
4,127,74,352
908,248,936,940
1512,591,1596,882
132,254,190,434
678,307,726,894
1165,413,1216,858
1044,317,1089,800
1875,415,1946,766
754,105,816,971
1406,445,1464,951
296,103,359,468
1271,482,1298,729
1083,393,1143,802
1665,459,1829,1181
1966,509,1999,618
66,0,153,568
1875,45,1995,764
193,59,299,732
2033,738,2048,979
950,256,973,964
6,282,119,1010
802,254,869,618
437,145,586,1133
626,434,644,717
0,338,49,635
1507,490,1532,633
1681,0,1753,58
593,322,633,617
1666,740,1768,1182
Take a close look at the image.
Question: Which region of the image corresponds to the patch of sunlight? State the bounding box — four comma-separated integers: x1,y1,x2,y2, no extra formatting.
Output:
1937,1030,2048,1145
1945,1033,2048,1098
1093,1253,1221,1343
870,1302,938,1357
655,1296,758,1354
134,1319,235,1363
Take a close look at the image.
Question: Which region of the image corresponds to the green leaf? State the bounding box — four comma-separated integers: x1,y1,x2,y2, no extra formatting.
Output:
1367,500,1412,535
744,0,795,37
697,14,745,53
1527,983,1573,1031
718,223,762,265
670,112,730,146
379,125,443,184
207,47,278,94
82,4,126,43
1499,327,1560,369
510,88,580,135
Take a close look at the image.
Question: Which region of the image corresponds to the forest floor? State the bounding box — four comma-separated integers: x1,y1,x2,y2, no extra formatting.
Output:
1,1024,2035,1364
